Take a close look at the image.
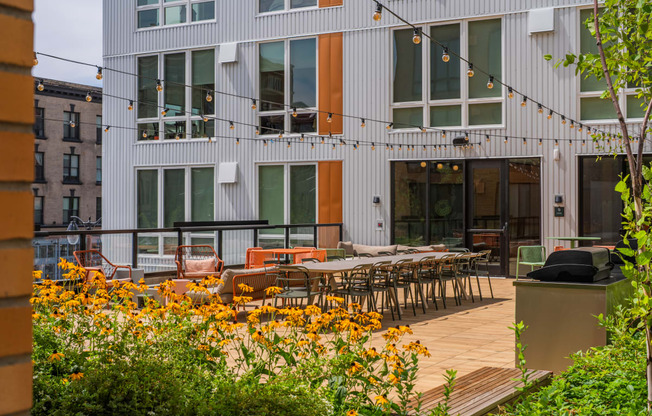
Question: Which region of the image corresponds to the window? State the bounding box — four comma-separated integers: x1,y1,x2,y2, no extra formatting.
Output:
137,50,215,141
96,115,102,144
63,196,79,223
34,196,44,224
63,153,80,183
63,111,80,140
35,151,45,182
137,1,215,29
34,107,45,138
392,19,503,129
96,197,102,221
578,8,644,121
258,164,316,246
96,157,102,184
259,38,317,135
137,167,214,254
259,0,317,13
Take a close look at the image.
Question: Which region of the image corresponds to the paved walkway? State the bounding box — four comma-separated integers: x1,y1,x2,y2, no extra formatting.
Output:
369,278,515,393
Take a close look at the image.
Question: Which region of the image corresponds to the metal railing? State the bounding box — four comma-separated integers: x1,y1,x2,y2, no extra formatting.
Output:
34,221,343,271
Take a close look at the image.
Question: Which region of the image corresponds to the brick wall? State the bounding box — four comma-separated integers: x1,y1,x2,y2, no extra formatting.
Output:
0,0,34,414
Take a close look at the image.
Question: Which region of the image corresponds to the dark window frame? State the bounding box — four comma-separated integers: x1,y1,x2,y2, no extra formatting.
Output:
63,111,81,141
63,153,81,184
34,195,44,224
96,156,102,185
63,196,80,223
35,151,46,182
96,115,102,144
96,196,102,221
34,107,45,138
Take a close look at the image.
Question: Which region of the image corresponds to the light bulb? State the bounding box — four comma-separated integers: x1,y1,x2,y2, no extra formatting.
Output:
452,165,459,171
300,134,304,142
386,123,393,130
373,2,382,21
371,143,375,150
467,64,474,78
292,108,297,117
202,115,208,122
412,28,421,45
521,97,527,107
128,100,134,111
161,108,168,116
538,104,543,114
420,161,427,168
33,53,38,66
327,113,333,123
206,91,212,102
582,140,586,146
486,135,490,142
143,131,148,138
37,80,45,91
236,138,240,145
361,118,366,128
104,126,110,132
96,68,103,80
229,121,234,130
442,48,450,63
555,139,559,146
255,128,260,135
263,140,267,146
69,120,76,128
321,137,325,144
504,137,508,144
156,80,163,92
539,139,543,146
251,99,257,110
508,87,514,99
175,134,180,141
279,133,283,139
548,110,552,120
86,92,92,102
487,76,494,89
578,124,583,132
442,131,447,139
523,138,527,145
561,117,567,125
421,126,426,133
570,121,575,129
437,163,443,170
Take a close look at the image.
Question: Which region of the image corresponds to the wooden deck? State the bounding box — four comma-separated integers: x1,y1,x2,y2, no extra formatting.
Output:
369,277,516,393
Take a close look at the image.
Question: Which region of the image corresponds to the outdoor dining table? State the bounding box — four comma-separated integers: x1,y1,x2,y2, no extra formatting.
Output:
255,248,314,263
545,236,601,249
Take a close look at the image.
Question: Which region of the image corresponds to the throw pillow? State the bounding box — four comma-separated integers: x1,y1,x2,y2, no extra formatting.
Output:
185,258,215,273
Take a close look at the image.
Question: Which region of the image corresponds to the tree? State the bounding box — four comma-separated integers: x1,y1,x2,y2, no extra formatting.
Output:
549,0,652,409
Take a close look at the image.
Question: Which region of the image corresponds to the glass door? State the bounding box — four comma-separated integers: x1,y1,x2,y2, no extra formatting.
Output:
466,160,508,276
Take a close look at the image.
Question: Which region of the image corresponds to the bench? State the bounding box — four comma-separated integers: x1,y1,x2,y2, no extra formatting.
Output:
407,367,552,416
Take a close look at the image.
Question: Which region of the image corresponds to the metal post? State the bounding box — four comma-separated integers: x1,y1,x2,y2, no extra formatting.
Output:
132,232,138,268
339,224,343,242
253,229,258,247
217,230,223,259
284,227,290,249
313,225,318,248
80,234,87,251
177,229,183,247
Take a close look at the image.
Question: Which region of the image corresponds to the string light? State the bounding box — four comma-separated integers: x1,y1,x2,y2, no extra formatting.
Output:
156,79,163,92
487,76,494,89
86,91,92,102
420,126,426,133
554,139,559,146
412,28,421,44
229,121,234,130
311,142,315,149
175,134,180,140
521,96,527,107
371,142,376,150
251,99,257,110
206,91,213,102
279,132,283,138
569,139,573,146
104,126,110,132
422,145,427,151
548,110,553,120
582,139,586,146
128,100,134,111
373,1,383,21
69,120,76,128
360,118,366,128
321,137,325,144
33,53,38,66
508,87,514,99
287,141,291,148
486,134,490,143
539,138,543,146
385,143,389,150
142,131,148,138
522,138,527,145
300,134,305,142
504,136,508,144
570,120,575,129
161,108,169,116
255,127,260,135
578,124,583,132
561,116,567,125
263,139,268,146
202,115,209,122
37,79,45,91
442,47,450,63
292,108,298,117
467,64,474,78
236,138,240,145
386,123,393,130
96,67,103,80
538,104,543,114
327,113,333,123
442,130,446,138
340,139,345,146
332,143,336,149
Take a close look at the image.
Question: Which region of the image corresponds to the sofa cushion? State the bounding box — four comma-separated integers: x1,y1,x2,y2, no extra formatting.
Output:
353,244,397,257
431,244,447,252
337,241,355,256
186,266,277,305
185,258,215,273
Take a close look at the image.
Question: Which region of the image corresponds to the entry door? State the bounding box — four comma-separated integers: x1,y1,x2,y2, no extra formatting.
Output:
466,160,508,276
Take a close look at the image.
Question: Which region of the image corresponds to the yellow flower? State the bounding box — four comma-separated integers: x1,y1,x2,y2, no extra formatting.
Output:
237,283,253,293
70,372,84,381
48,352,65,362
346,410,358,416
374,395,389,406
388,373,399,384
347,361,364,375
264,286,283,296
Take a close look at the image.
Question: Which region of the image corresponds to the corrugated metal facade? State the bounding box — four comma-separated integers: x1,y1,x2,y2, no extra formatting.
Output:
103,0,644,265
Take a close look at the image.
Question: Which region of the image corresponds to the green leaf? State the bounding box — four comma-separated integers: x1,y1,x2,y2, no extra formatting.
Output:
544,54,553,61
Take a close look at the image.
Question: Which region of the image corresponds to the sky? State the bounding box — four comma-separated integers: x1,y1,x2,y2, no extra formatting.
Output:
33,0,103,87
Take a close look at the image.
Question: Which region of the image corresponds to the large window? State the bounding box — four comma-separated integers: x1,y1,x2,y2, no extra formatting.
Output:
259,0,317,13
258,164,316,247
137,50,215,141
63,196,79,223
34,196,44,225
259,38,317,135
137,167,214,254
578,8,645,121
63,111,80,140
137,0,215,29
35,151,45,182
96,115,102,144
392,161,464,246
34,107,45,138
392,19,503,129
96,157,102,184
96,197,102,221
63,153,80,183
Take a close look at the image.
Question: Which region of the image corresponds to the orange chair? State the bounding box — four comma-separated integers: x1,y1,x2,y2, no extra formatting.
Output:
553,246,568,252
174,245,224,279
245,247,263,269
310,249,327,262
250,250,277,268
73,249,132,288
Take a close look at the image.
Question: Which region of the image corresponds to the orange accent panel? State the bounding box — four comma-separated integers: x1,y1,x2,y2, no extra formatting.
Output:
318,161,342,248
318,33,343,135
319,0,342,6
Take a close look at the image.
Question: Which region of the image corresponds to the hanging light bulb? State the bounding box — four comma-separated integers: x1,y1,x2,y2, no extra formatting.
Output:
422,145,427,152
300,134,305,142
161,108,169,116
33,53,38,66
104,126,110,133
128,100,134,111
508,87,514,99
143,131,148,138
327,113,333,123
412,28,422,44
385,143,390,150
205,91,213,102
332,143,336,149
582,139,586,146
521,96,527,107
361,118,366,128
263,139,268,146
251,99,257,110
279,132,283,139
399,144,402,151
311,142,315,149
486,134,490,143
229,121,234,130
452,165,459,171
554,139,559,146
69,120,76,128
421,126,427,133
340,139,345,146
548,110,553,120
437,163,443,170
578,124,583,132
37,79,45,91
236,138,240,145
292,108,298,118
487,76,494,89
175,134,180,140
522,138,527,145
561,116,567,125
504,136,508,144
569,139,573,146
321,137,325,144
373,2,382,21
442,130,447,139
371,142,376,150
202,115,209,122
96,67,103,80
442,47,450,63
386,123,393,130
539,139,543,146
208,137,212,143
569,120,575,129
86,91,93,102
156,79,163,92
537,104,543,114
467,64,474,78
